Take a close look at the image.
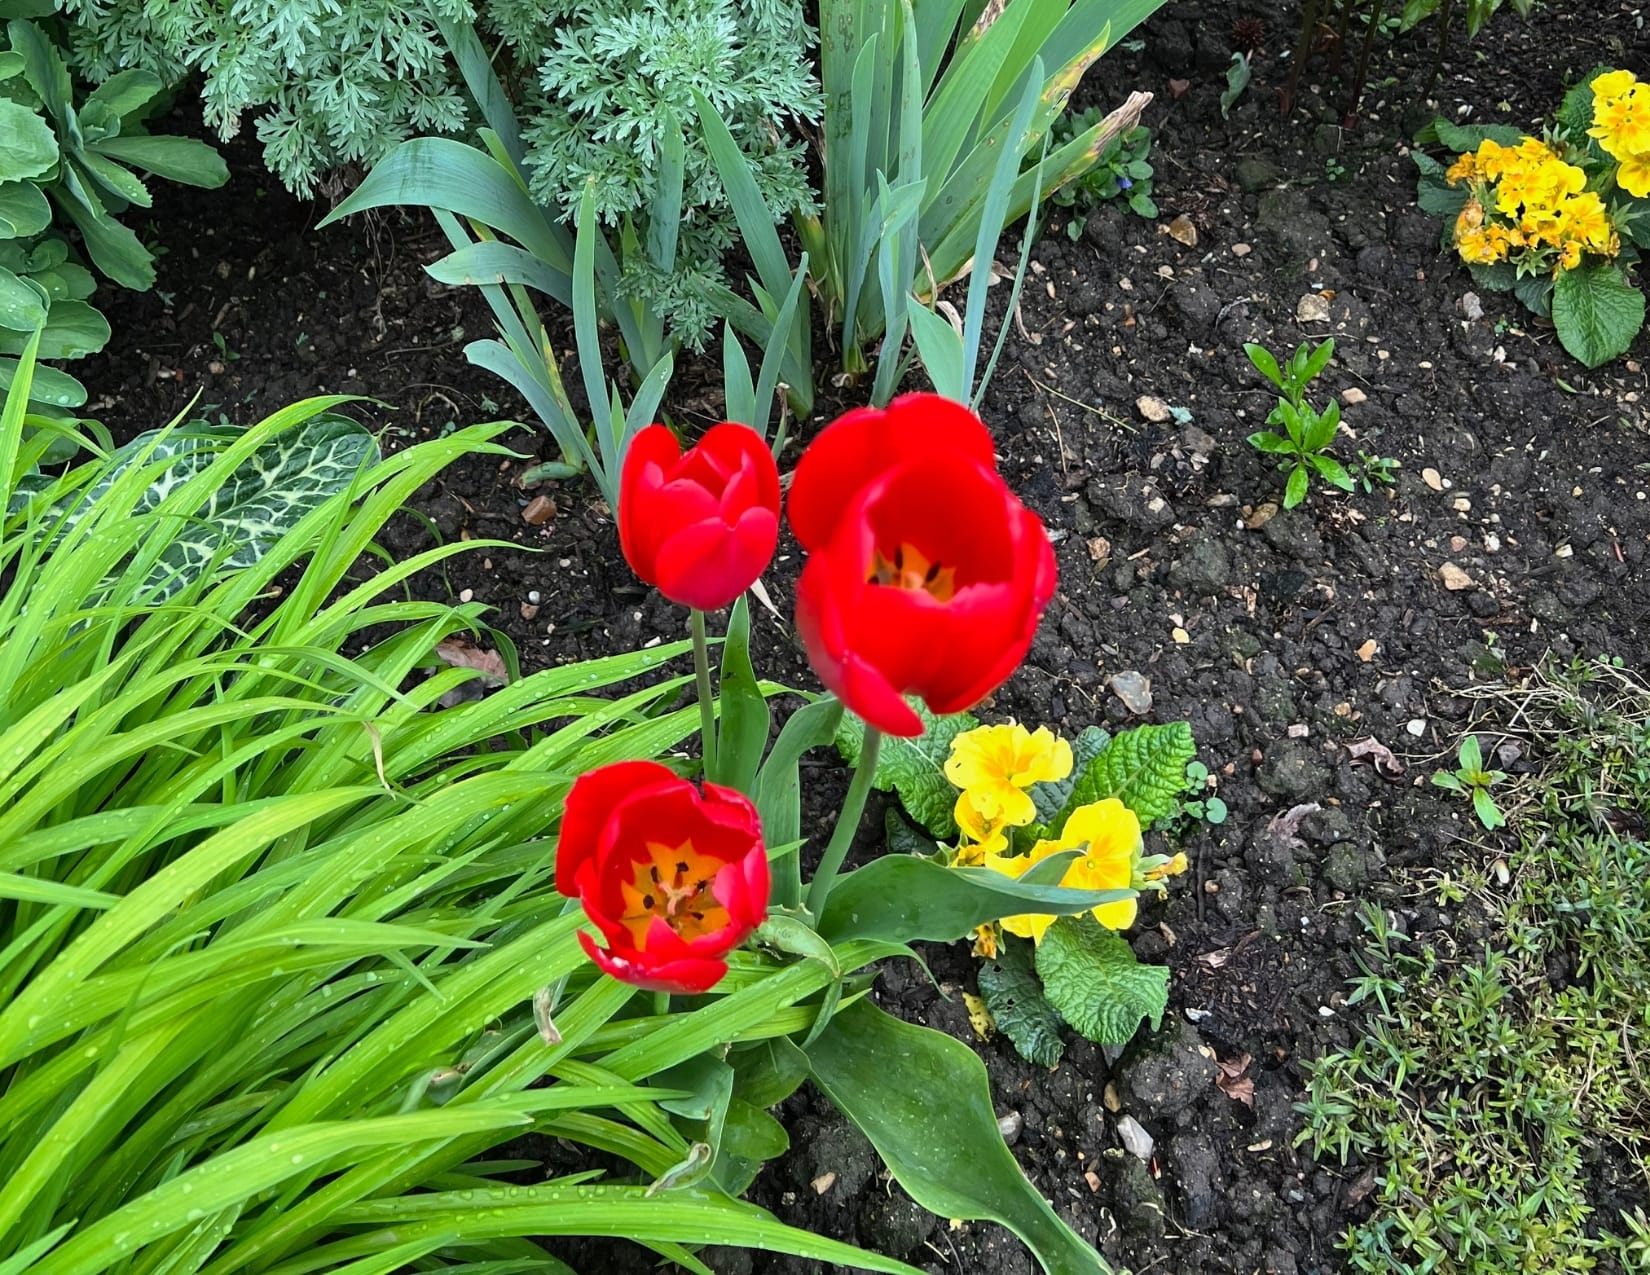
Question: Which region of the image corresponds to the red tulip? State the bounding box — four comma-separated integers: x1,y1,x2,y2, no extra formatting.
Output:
789,394,1057,738
619,423,781,610
556,759,770,994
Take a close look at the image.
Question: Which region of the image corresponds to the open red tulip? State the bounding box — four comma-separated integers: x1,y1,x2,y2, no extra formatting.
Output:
789,394,1057,737
619,422,780,611
556,759,769,994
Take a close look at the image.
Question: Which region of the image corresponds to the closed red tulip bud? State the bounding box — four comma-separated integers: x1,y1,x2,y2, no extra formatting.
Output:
556,760,770,994
789,394,1057,738
619,423,780,610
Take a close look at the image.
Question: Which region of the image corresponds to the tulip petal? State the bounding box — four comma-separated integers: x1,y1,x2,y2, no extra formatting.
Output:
578,930,729,994
652,505,779,610
555,759,681,897
789,395,997,552
618,425,685,583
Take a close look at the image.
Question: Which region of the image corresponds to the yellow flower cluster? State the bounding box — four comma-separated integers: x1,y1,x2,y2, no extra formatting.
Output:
944,722,1189,956
1588,69,1650,198
945,722,1072,861
1445,136,1618,272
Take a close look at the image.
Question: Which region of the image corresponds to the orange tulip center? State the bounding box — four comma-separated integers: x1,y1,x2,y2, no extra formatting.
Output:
867,542,956,602
618,839,730,948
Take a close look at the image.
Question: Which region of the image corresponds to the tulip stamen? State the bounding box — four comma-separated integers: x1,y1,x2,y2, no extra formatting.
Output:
868,542,956,602
619,840,732,945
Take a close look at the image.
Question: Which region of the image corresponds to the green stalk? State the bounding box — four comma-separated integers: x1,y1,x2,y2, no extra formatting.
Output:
690,608,718,782
805,726,882,920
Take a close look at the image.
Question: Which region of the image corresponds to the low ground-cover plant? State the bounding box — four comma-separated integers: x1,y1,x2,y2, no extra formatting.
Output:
1046,114,1157,238
0,15,225,415
1416,68,1649,367
1431,733,1508,829
52,0,816,345
1300,657,1650,1273
1,344,931,1274
1244,337,1356,509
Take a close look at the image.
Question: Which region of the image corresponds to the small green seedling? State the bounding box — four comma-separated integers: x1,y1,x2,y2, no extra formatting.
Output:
1353,451,1400,492
1432,735,1508,830
1245,338,1356,509
1177,760,1228,825
1048,115,1156,238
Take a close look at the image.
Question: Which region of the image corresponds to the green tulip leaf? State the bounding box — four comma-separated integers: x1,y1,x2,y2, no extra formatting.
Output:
729,1036,810,1110
807,1000,1106,1274
714,595,769,795
817,853,1131,945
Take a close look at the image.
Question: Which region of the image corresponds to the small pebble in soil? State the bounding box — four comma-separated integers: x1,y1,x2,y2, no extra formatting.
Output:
1109,671,1153,714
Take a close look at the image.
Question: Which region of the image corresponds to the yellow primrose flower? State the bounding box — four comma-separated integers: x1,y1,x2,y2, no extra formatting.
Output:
1557,240,1583,272
1144,852,1189,882
984,798,1140,943
1620,152,1650,199
1445,151,1478,185
946,723,1072,841
971,924,998,959
1475,139,1508,182
1563,192,1615,253
1592,69,1638,105
1590,85,1650,162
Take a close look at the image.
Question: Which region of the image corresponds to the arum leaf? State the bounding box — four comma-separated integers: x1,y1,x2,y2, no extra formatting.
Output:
1052,723,1197,831
1035,915,1168,1047
837,700,977,836
817,853,1131,945
806,1000,1105,1274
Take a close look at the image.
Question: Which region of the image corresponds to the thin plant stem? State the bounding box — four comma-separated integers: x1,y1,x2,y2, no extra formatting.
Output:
654,991,670,1016
1345,0,1386,125
690,608,718,782
1282,0,1322,116
805,726,882,920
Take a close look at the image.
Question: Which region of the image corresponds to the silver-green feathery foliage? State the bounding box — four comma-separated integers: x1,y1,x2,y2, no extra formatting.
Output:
53,0,820,343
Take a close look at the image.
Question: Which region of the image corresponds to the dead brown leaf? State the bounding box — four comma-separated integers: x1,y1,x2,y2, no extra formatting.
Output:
1346,736,1404,777
435,639,508,681
1267,802,1321,847
1165,213,1198,247
1215,1053,1255,1107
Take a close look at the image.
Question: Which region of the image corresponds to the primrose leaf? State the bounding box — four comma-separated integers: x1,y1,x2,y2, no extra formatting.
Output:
978,936,1065,1067
1035,915,1168,1047
837,700,978,836
1552,263,1645,370
1053,722,1198,830
1031,725,1109,824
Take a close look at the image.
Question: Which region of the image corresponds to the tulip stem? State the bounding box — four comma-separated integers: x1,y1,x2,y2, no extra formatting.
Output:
805,726,882,920
690,608,718,783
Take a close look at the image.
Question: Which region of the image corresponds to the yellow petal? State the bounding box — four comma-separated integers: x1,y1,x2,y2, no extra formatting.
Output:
1592,69,1637,104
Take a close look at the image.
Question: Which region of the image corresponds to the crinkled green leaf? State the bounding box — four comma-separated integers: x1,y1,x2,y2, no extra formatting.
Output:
1053,722,1197,831
978,935,1065,1067
1036,915,1168,1047
1031,725,1108,825
1552,263,1645,369
836,700,977,836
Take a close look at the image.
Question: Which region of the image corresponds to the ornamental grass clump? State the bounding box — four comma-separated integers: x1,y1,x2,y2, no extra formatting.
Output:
0,343,934,1275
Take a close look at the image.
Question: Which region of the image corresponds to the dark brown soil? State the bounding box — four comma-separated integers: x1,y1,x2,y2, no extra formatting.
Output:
78,1,1647,1271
